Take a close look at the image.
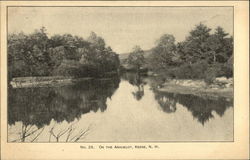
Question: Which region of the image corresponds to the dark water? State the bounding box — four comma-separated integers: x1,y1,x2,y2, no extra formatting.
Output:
8,73,233,142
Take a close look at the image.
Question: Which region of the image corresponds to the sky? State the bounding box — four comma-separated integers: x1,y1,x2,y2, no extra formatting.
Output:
8,7,233,54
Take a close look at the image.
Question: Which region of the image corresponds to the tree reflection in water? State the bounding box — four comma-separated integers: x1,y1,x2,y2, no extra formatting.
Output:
122,73,146,101
154,93,177,113
153,91,233,125
8,73,233,142
8,77,120,142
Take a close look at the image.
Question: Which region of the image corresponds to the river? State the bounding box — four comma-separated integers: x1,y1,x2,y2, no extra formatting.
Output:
8,73,233,142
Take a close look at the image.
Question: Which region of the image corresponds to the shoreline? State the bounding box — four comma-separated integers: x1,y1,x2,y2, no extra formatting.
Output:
156,83,233,99
10,74,234,100
9,75,116,88
144,76,233,99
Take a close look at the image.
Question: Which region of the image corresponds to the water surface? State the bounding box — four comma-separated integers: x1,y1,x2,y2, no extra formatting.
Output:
8,73,233,142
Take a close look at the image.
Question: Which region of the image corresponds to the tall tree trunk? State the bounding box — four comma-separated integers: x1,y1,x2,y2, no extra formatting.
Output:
213,51,216,63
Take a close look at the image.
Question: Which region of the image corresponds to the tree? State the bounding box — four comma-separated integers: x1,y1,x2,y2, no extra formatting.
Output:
87,32,105,50
214,27,233,63
8,32,30,78
176,41,191,63
8,27,51,77
181,23,212,64
48,46,66,73
149,34,176,71
101,47,120,72
127,46,145,72
206,26,232,64
146,24,233,79
8,28,120,79
215,26,229,40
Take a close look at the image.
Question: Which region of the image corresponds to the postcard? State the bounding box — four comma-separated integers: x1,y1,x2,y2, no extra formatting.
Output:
1,1,249,159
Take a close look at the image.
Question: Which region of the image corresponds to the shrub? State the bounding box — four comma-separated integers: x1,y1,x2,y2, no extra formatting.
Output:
204,67,217,84
221,63,233,78
161,61,209,79
156,59,233,83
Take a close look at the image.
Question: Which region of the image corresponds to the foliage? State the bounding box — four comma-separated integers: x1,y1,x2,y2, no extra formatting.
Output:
147,23,233,80
149,34,177,71
127,46,145,72
8,77,120,129
8,28,120,80
160,60,208,79
8,24,233,82
8,28,50,77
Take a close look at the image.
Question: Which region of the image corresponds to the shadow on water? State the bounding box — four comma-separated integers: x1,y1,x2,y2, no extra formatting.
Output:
121,72,233,125
153,90,233,125
121,72,146,101
154,92,177,113
8,76,120,129
8,72,233,141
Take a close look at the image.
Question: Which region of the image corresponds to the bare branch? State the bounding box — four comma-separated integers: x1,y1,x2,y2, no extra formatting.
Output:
72,125,91,142
30,127,45,142
66,125,74,142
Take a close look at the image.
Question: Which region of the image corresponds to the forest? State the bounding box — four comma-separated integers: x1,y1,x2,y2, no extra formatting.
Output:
7,23,234,143
124,23,233,83
8,23,233,84
8,27,120,80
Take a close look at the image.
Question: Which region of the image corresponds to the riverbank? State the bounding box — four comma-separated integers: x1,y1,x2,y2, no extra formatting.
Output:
10,74,118,88
146,77,233,99
157,83,233,99
10,76,89,88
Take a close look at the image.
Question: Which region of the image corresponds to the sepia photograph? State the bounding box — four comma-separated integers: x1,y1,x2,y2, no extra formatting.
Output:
6,6,235,143
1,1,249,159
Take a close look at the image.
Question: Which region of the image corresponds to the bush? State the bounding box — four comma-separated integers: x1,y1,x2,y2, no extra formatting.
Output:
160,61,209,79
204,67,217,84
221,63,233,78
53,59,113,78
155,60,233,83
204,63,233,84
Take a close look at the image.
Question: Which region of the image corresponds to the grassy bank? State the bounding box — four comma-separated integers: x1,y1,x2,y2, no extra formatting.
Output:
145,76,233,99
157,83,233,99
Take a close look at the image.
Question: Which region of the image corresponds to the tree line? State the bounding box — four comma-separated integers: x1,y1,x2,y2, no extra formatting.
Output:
8,27,120,80
8,24,233,83
127,23,233,83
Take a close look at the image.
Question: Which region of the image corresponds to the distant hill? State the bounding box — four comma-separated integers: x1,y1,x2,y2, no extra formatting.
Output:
119,49,153,70
119,49,153,61
118,53,130,61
